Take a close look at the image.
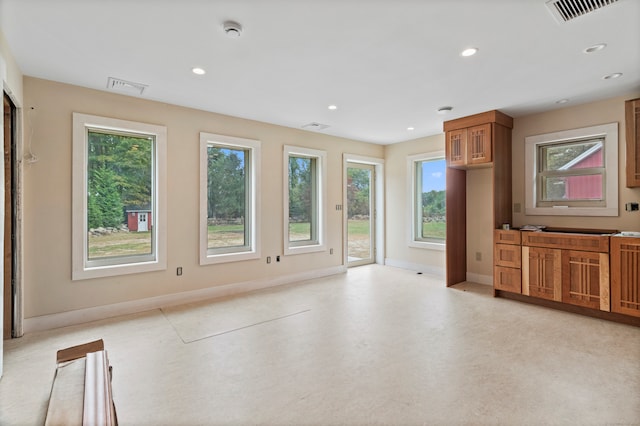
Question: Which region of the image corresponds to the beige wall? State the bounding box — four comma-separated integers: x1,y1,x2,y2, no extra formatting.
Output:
512,93,640,231
0,30,24,103
465,168,493,279
23,77,383,318
19,76,640,319
383,134,446,274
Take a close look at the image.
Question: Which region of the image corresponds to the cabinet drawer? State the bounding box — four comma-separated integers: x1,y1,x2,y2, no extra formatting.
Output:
494,266,521,293
522,232,609,253
495,243,521,268
494,229,520,245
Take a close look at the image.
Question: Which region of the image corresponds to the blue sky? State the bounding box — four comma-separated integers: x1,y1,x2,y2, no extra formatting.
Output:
422,159,446,191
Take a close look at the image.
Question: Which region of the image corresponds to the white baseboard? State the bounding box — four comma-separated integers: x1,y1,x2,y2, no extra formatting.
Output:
466,272,493,286
24,265,347,333
384,258,445,278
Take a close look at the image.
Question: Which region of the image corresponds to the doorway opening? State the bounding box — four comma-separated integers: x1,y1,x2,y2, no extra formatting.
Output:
3,92,17,339
347,163,375,266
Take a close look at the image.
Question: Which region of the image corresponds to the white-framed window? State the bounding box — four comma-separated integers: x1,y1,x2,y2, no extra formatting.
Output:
199,133,261,265
407,152,446,250
72,113,167,280
525,123,618,216
284,145,326,255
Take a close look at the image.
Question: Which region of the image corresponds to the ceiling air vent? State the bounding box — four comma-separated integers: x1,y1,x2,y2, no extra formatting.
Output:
546,0,619,23
302,122,330,131
106,77,148,95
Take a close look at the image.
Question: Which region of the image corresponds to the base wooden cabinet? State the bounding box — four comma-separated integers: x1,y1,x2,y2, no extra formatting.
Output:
611,236,640,317
494,229,521,293
521,231,610,311
494,229,639,325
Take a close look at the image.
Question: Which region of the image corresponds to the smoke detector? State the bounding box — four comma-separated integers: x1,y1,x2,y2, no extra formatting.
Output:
302,122,330,131
223,21,243,38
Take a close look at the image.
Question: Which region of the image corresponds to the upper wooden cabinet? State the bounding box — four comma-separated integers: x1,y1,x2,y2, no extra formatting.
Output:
446,124,492,167
444,111,510,169
626,98,640,187
444,110,513,286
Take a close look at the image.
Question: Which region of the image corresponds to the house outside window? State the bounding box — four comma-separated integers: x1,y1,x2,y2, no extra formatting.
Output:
199,133,261,265
525,123,618,216
72,113,167,280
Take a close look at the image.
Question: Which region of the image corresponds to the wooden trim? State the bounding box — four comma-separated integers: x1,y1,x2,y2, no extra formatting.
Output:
599,252,610,312
496,290,640,327
445,167,466,286
553,250,562,302
57,339,105,364
3,94,11,340
521,246,530,296
625,97,640,187
443,110,513,132
492,123,513,228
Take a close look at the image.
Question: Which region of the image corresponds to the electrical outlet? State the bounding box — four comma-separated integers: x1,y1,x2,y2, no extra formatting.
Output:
267,256,271,264
276,255,281,262
475,252,482,261
330,248,334,254
625,202,639,212
176,267,182,276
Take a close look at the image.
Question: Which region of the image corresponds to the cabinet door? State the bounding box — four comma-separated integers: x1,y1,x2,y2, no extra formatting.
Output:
467,123,492,165
561,250,610,311
626,98,640,187
611,237,640,317
522,246,561,301
446,129,466,167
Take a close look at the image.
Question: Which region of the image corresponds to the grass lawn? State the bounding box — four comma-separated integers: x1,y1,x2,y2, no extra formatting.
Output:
422,221,446,239
89,220,446,258
88,231,151,258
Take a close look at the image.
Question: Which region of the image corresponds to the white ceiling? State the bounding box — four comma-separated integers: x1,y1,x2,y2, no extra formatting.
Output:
1,0,639,144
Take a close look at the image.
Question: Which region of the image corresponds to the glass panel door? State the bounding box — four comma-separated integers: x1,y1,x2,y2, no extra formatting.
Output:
347,163,374,266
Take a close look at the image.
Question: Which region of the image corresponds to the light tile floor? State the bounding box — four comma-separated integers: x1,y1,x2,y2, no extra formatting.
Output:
1,265,639,425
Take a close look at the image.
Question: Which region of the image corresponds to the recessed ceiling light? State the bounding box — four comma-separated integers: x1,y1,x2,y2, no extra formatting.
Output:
223,21,243,38
584,43,607,54
328,105,337,110
407,127,415,131
461,48,478,57
192,67,206,75
437,106,453,114
556,98,569,104
603,72,623,80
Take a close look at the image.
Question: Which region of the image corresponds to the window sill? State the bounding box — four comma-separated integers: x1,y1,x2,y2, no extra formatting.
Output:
525,206,618,217
284,244,326,256
408,241,446,251
200,250,261,265
72,260,166,281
